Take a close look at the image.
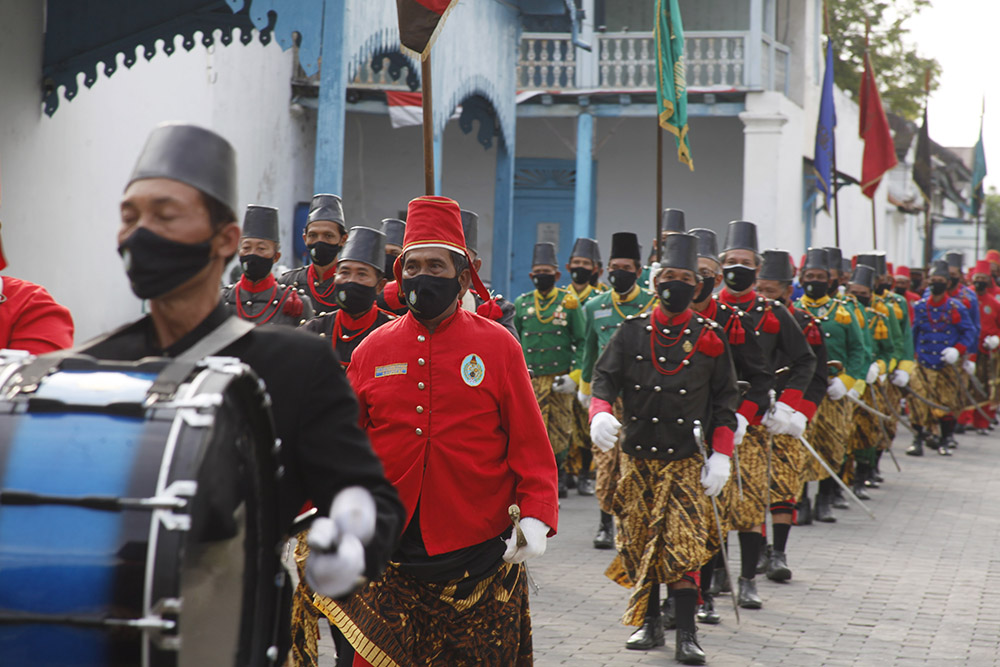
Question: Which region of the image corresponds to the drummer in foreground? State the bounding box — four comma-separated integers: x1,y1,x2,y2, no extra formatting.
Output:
81,122,404,659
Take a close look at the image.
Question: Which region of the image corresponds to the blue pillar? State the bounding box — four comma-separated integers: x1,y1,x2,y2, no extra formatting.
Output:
492,133,515,298
574,110,594,241
433,129,443,196
313,0,346,194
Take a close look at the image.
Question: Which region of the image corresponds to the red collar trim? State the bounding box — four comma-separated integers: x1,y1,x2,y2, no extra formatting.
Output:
719,287,756,308
653,306,693,327
309,262,338,284
238,273,276,293
696,299,718,319
930,294,948,306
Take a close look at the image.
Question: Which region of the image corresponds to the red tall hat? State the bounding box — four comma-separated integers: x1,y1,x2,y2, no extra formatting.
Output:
894,264,910,278
987,249,1000,264
394,195,492,304
973,260,992,277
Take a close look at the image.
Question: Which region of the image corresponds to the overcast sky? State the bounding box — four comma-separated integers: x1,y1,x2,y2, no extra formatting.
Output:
907,0,998,190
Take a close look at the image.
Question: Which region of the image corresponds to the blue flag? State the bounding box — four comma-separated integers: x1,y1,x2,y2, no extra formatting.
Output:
813,39,836,210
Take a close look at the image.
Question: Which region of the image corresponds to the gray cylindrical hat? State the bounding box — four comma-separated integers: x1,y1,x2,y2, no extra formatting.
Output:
610,232,641,261
945,251,964,270
128,122,238,219
759,249,794,282
532,242,558,268
689,228,718,261
660,233,698,273
850,264,876,290
307,194,346,232
824,247,843,271
856,252,888,276
803,248,829,272
242,205,279,243
722,220,759,253
340,226,387,272
841,259,851,274
930,259,950,278
662,208,686,234
855,253,878,272
461,209,479,255
381,218,405,247
570,237,601,263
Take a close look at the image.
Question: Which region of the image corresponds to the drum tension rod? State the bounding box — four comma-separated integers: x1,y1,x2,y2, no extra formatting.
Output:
0,489,188,512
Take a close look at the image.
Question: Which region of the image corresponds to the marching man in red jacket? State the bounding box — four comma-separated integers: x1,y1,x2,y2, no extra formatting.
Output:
311,195,559,666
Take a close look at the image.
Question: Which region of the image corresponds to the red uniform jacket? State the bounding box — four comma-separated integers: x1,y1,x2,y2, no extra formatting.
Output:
979,291,1000,353
348,307,559,555
0,276,74,353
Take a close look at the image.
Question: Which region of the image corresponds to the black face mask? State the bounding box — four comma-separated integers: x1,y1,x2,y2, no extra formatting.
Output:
694,275,715,303
930,282,947,296
874,282,890,296
975,280,991,293
658,280,696,313
385,253,398,278
948,276,960,290
803,280,829,299
118,227,213,300
532,273,556,293
570,266,594,285
722,264,756,292
335,281,377,315
240,253,274,282
401,274,461,320
309,241,341,267
894,286,909,296
609,269,637,294
911,280,922,292
854,294,871,307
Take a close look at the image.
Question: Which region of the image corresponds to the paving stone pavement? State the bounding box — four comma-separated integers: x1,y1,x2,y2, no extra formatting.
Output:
317,428,1000,665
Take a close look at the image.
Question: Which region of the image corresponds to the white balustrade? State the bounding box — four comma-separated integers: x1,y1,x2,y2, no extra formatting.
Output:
518,33,576,90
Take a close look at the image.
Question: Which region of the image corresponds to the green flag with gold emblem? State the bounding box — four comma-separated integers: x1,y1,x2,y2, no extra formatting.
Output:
655,0,692,170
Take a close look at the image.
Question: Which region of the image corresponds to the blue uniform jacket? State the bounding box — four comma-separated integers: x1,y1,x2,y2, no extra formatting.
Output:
912,296,977,369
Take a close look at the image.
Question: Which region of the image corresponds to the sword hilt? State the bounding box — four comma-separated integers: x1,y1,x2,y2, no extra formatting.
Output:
508,504,527,548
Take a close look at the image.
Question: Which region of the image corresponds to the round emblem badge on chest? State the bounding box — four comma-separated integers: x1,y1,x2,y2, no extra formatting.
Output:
461,353,486,387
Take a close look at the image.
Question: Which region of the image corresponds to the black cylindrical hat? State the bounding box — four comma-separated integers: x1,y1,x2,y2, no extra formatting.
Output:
930,259,950,278
856,252,888,276
128,122,238,219
532,242,558,268
570,238,601,263
759,249,794,282
242,205,279,243
610,232,641,261
660,233,698,273
340,226,387,272
461,209,479,254
945,251,964,270
855,253,877,271
689,228,718,261
307,194,346,232
824,247,843,271
803,248,829,272
850,264,876,290
381,218,405,247
722,220,759,253
662,208,685,234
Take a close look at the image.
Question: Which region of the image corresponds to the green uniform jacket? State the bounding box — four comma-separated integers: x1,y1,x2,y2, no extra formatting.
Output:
577,285,658,392
873,292,904,372
846,296,894,375
514,287,586,376
883,290,916,373
795,294,869,391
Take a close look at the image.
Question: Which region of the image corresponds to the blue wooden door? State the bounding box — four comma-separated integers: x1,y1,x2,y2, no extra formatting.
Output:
509,158,595,300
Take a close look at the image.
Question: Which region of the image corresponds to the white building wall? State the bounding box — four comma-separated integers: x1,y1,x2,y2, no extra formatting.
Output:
0,2,312,341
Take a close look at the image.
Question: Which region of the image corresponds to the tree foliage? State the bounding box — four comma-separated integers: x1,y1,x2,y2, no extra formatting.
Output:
828,0,941,121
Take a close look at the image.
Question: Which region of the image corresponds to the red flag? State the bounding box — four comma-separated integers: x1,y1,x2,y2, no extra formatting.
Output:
397,0,459,59
858,53,898,199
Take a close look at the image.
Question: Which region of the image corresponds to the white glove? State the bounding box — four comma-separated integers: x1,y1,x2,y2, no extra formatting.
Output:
847,387,861,401
827,377,847,400
866,362,880,384
553,374,577,394
986,335,1000,351
328,486,377,545
590,412,621,452
577,388,591,409
502,517,550,563
648,262,662,292
942,347,960,365
734,413,749,446
788,410,808,438
891,369,910,387
305,522,366,598
963,359,976,376
763,401,795,435
701,452,731,497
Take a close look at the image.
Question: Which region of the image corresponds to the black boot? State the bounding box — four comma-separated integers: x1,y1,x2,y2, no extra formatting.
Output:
796,493,813,526
661,595,676,630
766,550,792,582
737,576,762,609
593,512,615,549
558,469,568,498
625,616,665,650
675,629,707,665
696,594,721,625
852,464,871,500
906,429,925,456
814,491,836,523
565,473,578,490
831,484,849,509
708,566,731,595
577,476,596,496
755,541,771,575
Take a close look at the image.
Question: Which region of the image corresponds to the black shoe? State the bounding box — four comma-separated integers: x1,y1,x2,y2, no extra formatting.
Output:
977,428,989,436
852,483,870,500
593,523,615,550
565,473,578,490
558,471,568,498
938,443,953,457
871,469,885,483
766,550,792,582
661,596,676,630
737,577,762,609
578,477,596,496
956,423,967,434
675,628,706,665
696,594,721,625
796,496,813,526
925,436,940,451
756,543,771,575
625,616,665,650
906,439,924,456
708,566,731,595
864,476,880,489
831,487,849,509
814,493,836,523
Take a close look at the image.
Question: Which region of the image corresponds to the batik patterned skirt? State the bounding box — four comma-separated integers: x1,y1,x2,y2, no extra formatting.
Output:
724,426,768,532
531,374,574,459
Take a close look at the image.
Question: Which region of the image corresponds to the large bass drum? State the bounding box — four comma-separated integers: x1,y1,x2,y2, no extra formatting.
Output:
0,351,281,666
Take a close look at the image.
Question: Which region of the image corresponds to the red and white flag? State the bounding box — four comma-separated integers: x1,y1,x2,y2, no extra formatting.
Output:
397,0,459,59
386,91,462,129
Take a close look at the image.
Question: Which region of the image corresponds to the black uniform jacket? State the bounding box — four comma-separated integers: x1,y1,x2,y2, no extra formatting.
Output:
704,298,774,419
591,309,738,462
280,265,339,314
81,302,404,580
778,306,830,416
300,306,396,366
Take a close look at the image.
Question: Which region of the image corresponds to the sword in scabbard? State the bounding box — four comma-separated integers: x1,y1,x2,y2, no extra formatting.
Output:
899,385,949,413
797,434,876,520
693,419,739,624
873,381,916,437
845,393,893,421
870,383,903,473
508,504,541,593
764,390,775,535
733,380,751,500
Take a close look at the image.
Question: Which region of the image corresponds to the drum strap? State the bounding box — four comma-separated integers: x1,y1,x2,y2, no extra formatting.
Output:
147,317,256,398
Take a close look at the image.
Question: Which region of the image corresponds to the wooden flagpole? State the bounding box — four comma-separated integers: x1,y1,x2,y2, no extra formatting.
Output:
871,199,878,248
422,55,435,196
921,68,933,269
865,18,877,250
824,2,840,246
656,122,663,262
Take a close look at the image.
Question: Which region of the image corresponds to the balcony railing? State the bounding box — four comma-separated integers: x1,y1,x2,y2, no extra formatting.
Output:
517,31,790,94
